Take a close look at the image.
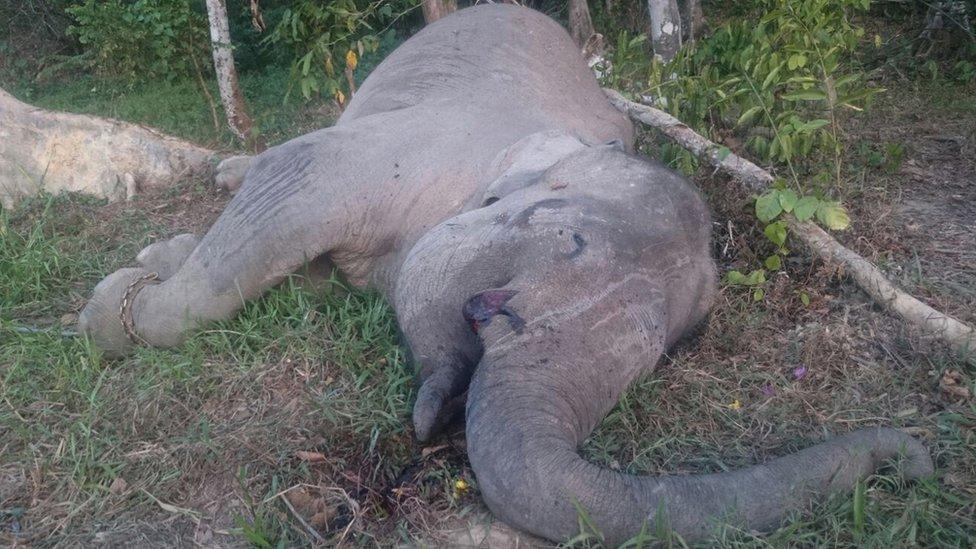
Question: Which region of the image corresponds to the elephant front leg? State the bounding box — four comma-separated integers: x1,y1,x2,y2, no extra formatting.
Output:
394,212,521,441
79,138,343,356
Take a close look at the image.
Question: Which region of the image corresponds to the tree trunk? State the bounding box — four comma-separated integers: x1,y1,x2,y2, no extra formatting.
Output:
204,0,262,150
568,0,596,49
0,88,218,208
648,0,682,62
421,0,457,24
681,0,704,43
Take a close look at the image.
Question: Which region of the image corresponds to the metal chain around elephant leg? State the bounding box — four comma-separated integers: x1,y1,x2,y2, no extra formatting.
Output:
118,272,161,345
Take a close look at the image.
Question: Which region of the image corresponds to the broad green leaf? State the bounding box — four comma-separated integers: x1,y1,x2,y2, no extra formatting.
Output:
744,269,767,285
777,188,799,212
725,270,746,284
787,54,807,70
726,269,766,286
783,88,827,101
761,62,785,90
737,106,763,127
796,119,830,133
786,75,818,84
765,254,782,270
753,288,765,301
800,291,811,306
816,201,851,230
755,192,783,222
764,221,788,247
793,196,819,221
777,134,794,160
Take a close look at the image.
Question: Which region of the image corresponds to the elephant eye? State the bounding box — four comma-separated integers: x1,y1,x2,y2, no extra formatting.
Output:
482,196,500,207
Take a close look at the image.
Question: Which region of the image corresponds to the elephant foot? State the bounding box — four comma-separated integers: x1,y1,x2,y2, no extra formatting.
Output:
215,155,252,193
136,233,200,280
79,233,200,356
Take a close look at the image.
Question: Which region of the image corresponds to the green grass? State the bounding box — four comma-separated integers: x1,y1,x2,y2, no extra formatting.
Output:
0,30,406,151
1,192,425,544
2,65,335,149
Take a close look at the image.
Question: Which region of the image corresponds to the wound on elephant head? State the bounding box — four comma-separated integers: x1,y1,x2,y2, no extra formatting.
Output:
463,290,526,334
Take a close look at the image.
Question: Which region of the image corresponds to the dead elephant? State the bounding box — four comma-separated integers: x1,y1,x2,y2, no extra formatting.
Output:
79,5,933,545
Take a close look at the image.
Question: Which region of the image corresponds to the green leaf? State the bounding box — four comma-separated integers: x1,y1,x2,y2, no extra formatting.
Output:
737,106,763,127
761,61,785,90
777,189,798,212
796,119,830,133
744,269,767,285
765,254,782,270
793,196,819,221
726,270,746,285
787,53,807,70
786,75,818,84
800,291,811,306
764,221,788,247
753,288,765,301
853,479,866,536
816,201,851,230
716,146,732,162
726,269,766,286
783,88,827,101
755,192,783,222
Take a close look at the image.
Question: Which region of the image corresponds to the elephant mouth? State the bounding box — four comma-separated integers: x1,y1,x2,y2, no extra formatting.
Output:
462,290,524,334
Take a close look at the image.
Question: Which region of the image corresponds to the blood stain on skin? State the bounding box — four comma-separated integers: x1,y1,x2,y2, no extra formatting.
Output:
463,290,526,334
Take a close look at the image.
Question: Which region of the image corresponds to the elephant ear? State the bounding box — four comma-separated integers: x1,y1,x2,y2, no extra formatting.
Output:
477,130,587,206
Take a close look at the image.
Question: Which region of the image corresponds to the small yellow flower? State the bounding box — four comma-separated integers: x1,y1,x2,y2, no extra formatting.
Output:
454,478,469,493
727,399,742,411
874,34,882,48
334,89,346,106
346,50,358,71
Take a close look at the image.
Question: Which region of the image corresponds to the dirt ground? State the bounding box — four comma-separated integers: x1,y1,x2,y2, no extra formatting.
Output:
856,108,976,326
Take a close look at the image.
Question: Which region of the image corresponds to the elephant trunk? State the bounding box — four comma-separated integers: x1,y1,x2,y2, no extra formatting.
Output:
466,350,934,545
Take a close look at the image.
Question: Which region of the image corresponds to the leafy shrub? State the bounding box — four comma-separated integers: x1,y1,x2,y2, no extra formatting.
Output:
602,0,878,297
263,0,419,101
66,0,210,82
606,0,877,179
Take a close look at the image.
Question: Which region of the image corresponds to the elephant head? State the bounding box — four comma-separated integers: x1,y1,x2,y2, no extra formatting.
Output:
394,139,933,544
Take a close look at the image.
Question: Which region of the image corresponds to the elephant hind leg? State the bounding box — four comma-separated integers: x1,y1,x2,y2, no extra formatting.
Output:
80,135,346,355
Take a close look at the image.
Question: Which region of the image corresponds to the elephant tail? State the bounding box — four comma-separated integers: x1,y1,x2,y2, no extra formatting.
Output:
465,358,934,546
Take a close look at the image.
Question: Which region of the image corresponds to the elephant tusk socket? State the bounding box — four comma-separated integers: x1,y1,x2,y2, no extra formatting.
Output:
604,88,976,364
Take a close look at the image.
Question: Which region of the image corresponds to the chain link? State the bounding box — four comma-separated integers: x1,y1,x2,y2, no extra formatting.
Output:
119,272,160,345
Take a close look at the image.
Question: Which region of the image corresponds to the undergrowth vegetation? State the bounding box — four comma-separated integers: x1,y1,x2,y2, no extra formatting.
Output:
602,0,974,303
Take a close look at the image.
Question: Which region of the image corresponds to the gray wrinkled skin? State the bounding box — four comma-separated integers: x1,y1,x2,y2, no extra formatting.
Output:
79,5,932,545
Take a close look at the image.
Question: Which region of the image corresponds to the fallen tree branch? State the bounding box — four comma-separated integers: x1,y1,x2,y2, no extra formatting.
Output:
1,88,220,207
605,88,976,363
